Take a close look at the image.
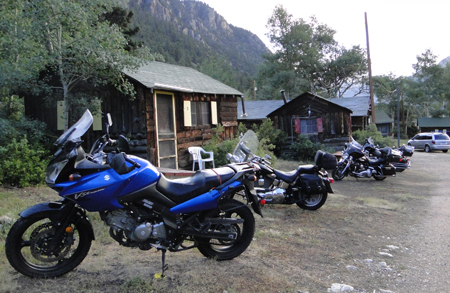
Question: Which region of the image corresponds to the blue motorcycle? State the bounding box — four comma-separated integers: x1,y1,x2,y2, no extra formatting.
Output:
5,110,262,278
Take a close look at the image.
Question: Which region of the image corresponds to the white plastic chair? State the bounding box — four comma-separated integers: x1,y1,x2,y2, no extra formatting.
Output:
188,147,215,170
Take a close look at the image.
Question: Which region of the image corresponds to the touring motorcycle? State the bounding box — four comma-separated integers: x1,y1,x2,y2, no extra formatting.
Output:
5,110,262,278
227,130,336,211
332,137,398,181
390,144,414,172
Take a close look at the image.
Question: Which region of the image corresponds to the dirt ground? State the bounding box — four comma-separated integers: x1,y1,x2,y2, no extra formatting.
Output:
1,150,448,292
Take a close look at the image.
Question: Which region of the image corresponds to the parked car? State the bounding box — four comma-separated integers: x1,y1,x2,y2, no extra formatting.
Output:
407,132,450,153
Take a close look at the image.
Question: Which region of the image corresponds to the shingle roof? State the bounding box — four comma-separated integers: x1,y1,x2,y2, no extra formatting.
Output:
375,109,393,124
328,96,371,117
123,61,243,96
237,100,286,120
418,117,450,127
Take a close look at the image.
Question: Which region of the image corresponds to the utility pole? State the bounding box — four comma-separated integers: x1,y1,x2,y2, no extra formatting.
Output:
365,12,376,124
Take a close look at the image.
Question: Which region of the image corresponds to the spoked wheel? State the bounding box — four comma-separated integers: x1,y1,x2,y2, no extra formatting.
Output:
5,214,92,278
195,199,255,260
332,164,347,181
296,192,328,210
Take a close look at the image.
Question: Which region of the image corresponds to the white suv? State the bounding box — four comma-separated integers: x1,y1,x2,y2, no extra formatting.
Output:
407,132,450,153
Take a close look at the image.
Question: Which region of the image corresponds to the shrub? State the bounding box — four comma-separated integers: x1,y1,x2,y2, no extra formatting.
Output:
0,137,50,187
352,123,396,147
290,134,325,162
252,119,287,156
204,121,281,167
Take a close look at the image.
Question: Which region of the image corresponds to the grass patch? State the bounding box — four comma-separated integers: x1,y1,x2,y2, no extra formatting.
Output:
121,277,155,293
356,197,403,210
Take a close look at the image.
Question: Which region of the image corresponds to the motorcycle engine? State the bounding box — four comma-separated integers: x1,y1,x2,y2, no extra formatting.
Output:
257,188,286,204
104,210,166,243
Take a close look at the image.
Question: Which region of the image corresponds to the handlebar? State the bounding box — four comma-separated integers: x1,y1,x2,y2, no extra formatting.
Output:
124,155,141,168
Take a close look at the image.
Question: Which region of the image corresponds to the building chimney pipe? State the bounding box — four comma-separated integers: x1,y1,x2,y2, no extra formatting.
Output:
240,96,247,117
280,90,287,104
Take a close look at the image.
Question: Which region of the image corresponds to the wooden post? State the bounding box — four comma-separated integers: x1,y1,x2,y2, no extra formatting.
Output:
365,12,376,124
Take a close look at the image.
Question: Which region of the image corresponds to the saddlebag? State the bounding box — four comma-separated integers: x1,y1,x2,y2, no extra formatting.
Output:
315,150,337,170
381,164,396,175
299,174,325,195
388,149,403,163
401,145,414,157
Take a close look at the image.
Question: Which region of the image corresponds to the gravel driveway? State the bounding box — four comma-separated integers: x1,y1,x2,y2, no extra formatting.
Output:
390,151,450,292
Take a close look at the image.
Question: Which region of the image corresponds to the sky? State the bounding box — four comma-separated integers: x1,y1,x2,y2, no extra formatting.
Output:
199,0,450,77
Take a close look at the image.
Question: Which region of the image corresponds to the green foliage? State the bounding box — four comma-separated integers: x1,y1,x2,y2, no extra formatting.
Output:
352,123,396,147
257,5,367,99
0,96,51,147
204,124,239,167
251,118,287,156
0,137,50,187
290,135,324,162
1,0,157,130
204,121,284,167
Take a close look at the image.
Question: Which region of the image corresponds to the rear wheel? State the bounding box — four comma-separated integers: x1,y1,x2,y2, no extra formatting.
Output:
196,199,255,260
332,164,347,181
5,214,92,278
296,192,328,210
443,150,448,153
425,145,431,153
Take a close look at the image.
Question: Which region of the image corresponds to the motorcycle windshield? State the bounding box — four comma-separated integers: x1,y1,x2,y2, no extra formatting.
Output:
349,136,362,148
55,110,94,145
233,130,259,162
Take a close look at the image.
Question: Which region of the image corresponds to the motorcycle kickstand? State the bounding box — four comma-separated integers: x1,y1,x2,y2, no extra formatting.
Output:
155,248,169,279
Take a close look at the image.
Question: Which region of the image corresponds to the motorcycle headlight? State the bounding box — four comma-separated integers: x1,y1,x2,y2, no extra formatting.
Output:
342,153,349,160
45,159,69,184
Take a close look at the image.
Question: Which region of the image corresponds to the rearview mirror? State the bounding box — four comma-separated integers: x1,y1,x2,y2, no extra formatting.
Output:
107,113,112,126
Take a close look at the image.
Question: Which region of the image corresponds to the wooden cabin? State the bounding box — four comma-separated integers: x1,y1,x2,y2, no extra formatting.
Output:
266,92,353,143
25,62,243,169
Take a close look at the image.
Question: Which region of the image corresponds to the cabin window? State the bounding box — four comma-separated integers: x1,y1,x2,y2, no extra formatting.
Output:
184,101,217,126
300,119,318,134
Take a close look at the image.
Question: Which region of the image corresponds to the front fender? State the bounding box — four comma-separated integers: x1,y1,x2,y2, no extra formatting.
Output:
19,201,95,241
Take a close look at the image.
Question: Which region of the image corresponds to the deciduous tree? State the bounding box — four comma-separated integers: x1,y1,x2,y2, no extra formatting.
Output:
257,5,367,99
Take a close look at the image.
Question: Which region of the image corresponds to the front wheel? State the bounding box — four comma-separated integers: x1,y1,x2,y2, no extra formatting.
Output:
425,145,431,153
296,192,328,210
5,214,92,278
332,164,347,181
196,199,255,260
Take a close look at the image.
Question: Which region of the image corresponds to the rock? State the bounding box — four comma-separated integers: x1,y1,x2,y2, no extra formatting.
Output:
386,245,399,250
327,283,354,292
0,215,13,224
346,265,358,271
378,252,393,258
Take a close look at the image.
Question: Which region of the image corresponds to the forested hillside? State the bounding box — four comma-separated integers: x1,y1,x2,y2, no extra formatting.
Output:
127,0,269,93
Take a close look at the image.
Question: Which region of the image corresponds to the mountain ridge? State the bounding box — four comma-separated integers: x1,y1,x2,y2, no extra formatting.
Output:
127,0,269,82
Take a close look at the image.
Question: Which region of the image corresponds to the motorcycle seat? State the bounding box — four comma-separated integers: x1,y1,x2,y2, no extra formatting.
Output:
156,167,235,204
274,164,316,183
379,147,391,156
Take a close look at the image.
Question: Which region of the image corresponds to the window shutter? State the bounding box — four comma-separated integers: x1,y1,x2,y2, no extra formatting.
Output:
57,101,65,130
211,101,218,125
184,100,192,126
93,111,102,131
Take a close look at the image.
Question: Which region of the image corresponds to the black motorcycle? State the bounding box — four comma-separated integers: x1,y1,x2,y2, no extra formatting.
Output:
390,144,414,172
228,130,336,211
332,137,398,181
